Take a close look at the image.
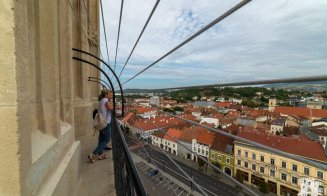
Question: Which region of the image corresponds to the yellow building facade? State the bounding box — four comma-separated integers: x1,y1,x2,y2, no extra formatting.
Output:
234,141,327,196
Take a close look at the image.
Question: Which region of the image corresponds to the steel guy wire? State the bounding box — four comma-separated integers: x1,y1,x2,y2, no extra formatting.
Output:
128,117,208,196
121,0,252,85
118,0,161,79
99,0,111,71
128,120,190,195
122,108,259,196
160,110,327,171
114,0,125,73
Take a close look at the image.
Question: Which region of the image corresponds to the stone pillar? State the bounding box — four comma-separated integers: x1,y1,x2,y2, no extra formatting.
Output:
59,0,74,125
276,181,281,195
248,171,252,183
0,0,31,195
38,0,61,137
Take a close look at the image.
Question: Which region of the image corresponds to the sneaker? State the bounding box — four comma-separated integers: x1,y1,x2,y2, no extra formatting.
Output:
98,153,109,160
88,154,96,163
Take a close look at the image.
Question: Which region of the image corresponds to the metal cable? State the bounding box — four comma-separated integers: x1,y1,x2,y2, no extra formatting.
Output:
121,0,252,85
118,0,161,79
127,132,179,195
125,111,258,196
160,110,327,171
100,0,111,68
128,117,208,196
114,0,125,73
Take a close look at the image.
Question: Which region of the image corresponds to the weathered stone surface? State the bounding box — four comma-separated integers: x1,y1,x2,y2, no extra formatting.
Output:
0,0,101,195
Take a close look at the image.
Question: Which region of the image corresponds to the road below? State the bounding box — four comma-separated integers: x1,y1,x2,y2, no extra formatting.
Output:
134,146,245,196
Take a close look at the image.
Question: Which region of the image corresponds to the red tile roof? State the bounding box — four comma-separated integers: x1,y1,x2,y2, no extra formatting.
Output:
206,113,224,120
135,107,156,114
211,132,234,153
196,131,215,146
237,131,327,163
229,104,243,111
122,112,134,123
216,102,231,108
128,115,190,132
223,124,242,135
152,131,165,138
225,111,241,120
179,126,207,143
164,128,182,142
256,123,271,131
275,106,327,119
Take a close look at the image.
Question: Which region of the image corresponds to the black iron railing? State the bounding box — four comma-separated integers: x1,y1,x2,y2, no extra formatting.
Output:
111,119,147,196
72,48,146,195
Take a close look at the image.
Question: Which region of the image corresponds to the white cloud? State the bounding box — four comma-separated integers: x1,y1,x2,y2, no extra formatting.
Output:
100,0,327,89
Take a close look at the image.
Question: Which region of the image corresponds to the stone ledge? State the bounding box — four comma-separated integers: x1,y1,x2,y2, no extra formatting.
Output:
26,124,74,195
38,141,81,196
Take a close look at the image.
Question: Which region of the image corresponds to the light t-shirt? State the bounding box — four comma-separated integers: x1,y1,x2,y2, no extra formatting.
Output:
99,97,112,124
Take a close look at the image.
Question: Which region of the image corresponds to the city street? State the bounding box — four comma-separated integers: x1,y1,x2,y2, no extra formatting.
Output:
133,145,247,196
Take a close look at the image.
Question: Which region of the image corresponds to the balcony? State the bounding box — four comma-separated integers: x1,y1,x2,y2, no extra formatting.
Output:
76,118,146,196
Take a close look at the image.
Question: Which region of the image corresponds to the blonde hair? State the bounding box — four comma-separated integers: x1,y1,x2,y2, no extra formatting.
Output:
98,89,111,101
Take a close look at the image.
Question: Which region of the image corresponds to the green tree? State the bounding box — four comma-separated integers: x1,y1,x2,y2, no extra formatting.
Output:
259,181,270,193
163,108,174,113
197,157,205,167
213,161,221,168
173,106,184,112
235,170,244,184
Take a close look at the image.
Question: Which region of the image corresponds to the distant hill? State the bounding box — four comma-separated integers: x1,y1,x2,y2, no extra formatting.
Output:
263,81,327,89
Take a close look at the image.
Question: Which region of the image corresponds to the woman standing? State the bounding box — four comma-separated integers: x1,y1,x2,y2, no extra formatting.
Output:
88,89,113,163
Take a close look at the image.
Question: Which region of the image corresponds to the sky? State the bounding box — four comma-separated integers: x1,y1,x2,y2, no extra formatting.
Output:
99,0,327,89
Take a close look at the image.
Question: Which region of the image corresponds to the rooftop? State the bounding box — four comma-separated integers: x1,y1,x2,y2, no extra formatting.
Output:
237,130,327,163
216,102,232,108
211,132,234,154
275,106,327,119
271,116,287,126
311,125,327,136
164,128,182,142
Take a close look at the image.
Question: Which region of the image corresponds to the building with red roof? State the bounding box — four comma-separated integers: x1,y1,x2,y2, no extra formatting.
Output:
127,115,191,140
275,106,327,121
210,132,235,176
135,106,157,118
216,102,232,108
191,129,215,161
234,130,327,195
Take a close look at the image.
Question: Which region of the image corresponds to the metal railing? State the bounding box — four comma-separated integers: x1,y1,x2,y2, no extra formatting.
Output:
72,48,146,195
111,119,147,196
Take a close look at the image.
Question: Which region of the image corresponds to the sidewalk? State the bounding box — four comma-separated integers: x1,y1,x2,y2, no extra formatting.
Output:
75,133,116,196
